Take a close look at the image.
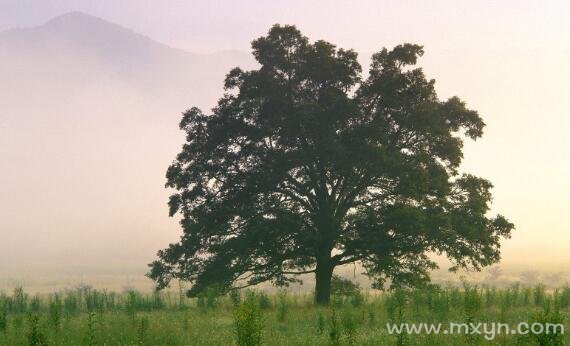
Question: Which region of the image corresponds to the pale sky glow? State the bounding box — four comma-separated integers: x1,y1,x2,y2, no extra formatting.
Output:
1,1,568,53
0,1,569,287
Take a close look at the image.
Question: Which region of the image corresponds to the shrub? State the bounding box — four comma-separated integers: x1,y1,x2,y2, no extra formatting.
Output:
234,294,263,346
534,284,546,306
341,309,357,345
125,290,138,318
316,311,325,334
386,289,408,346
411,289,424,313
463,284,482,344
84,312,97,346
350,291,365,307
13,287,28,314
484,286,497,308
257,292,272,310
331,293,345,307
181,309,190,331
205,286,220,309
331,275,361,297
463,285,481,318
329,308,341,346
197,285,221,311
29,295,41,313
0,306,7,332
196,294,206,312
229,289,241,307
63,291,79,315
137,316,149,346
367,309,376,325
276,291,288,322
559,286,570,308
527,306,564,346
386,289,407,322
48,294,63,331
509,283,521,306
151,291,164,310
13,315,23,330
522,287,532,306
27,314,47,346
429,289,449,320
85,289,107,313
449,286,462,308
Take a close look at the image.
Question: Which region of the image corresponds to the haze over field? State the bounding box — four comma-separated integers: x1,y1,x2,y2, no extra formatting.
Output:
0,1,569,290
0,12,255,288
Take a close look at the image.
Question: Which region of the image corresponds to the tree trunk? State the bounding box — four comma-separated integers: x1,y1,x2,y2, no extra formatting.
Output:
314,261,334,305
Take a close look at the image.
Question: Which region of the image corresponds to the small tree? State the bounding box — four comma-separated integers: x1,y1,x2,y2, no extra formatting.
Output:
148,24,514,304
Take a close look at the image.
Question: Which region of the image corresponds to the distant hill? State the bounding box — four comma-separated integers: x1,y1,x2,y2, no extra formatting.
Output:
0,12,255,275
0,11,254,109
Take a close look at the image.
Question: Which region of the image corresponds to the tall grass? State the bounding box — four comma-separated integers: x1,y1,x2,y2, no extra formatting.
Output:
234,292,263,346
27,314,47,346
328,307,341,346
0,284,567,345
84,312,97,346
276,291,289,322
0,301,7,333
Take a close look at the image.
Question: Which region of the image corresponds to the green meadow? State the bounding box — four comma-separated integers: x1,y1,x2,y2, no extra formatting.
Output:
0,282,568,345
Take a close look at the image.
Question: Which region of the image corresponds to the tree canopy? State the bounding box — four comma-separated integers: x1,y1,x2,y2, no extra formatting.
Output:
148,24,514,304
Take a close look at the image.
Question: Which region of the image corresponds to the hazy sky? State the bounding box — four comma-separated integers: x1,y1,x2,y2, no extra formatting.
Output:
1,0,567,53
1,0,569,283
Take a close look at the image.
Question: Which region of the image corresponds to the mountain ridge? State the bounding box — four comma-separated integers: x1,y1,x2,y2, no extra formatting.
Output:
0,11,254,74
2,11,197,57
0,11,255,110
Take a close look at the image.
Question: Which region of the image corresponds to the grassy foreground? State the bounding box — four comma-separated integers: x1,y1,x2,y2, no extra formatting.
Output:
0,283,568,345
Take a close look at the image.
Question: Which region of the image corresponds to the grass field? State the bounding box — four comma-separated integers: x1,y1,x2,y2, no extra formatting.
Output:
0,283,568,345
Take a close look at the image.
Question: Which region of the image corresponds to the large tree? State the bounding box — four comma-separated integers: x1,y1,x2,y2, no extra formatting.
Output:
148,25,514,304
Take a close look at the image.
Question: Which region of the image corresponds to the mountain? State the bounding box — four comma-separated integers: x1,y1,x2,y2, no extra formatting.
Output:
0,11,254,109
0,12,254,283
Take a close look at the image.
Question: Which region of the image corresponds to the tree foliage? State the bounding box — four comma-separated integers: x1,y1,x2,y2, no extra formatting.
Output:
147,24,514,304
